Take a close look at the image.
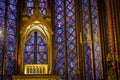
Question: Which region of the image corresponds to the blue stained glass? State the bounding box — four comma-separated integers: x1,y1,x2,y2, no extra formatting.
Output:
24,54,28,61
7,35,15,42
27,2,34,7
7,44,14,51
24,32,47,64
67,11,73,17
83,0,88,3
9,0,17,5
68,27,73,33
57,29,63,34
59,69,64,75
68,0,72,2
57,53,63,58
56,0,62,5
9,5,16,11
82,0,93,79
0,2,6,9
57,44,63,50
42,53,46,59
6,66,14,75
69,61,75,67
57,37,62,42
39,0,48,16
0,18,5,24
8,12,16,20
7,19,16,26
69,44,75,50
68,19,74,23
68,4,73,9
55,0,77,79
37,32,47,64
7,28,16,35
27,0,34,17
91,0,103,79
57,7,62,12
57,61,63,67
42,10,46,15
39,46,46,52
57,14,62,20
0,9,5,13
57,22,63,27
70,70,75,76
68,35,74,41
7,51,14,56
25,46,34,51
30,37,34,44
0,0,17,79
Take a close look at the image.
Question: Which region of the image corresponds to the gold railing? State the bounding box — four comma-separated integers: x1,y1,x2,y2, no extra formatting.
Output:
24,64,48,74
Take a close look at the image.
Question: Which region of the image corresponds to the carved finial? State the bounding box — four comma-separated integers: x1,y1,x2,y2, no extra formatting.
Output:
46,8,51,18
23,1,29,17
34,0,39,10
33,0,41,18
23,7,29,16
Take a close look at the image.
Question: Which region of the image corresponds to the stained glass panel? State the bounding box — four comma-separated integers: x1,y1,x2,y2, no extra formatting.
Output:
55,0,77,79
5,0,18,79
0,1,5,79
82,0,93,79
90,0,103,79
39,0,48,16
24,32,47,64
66,0,77,79
55,0,65,80
24,33,35,64
82,0,103,79
27,0,34,16
37,33,47,64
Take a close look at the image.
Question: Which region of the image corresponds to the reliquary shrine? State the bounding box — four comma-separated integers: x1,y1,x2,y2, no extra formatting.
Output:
12,0,60,80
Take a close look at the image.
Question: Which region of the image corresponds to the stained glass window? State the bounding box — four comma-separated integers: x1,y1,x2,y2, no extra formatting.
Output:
82,0,93,79
3,0,18,79
0,0,18,79
24,33,35,64
24,32,47,64
0,0,5,79
91,0,103,79
38,0,48,16
27,0,48,17
27,0,34,17
55,0,77,79
37,33,47,64
82,0,103,79
66,0,77,80
55,0,65,79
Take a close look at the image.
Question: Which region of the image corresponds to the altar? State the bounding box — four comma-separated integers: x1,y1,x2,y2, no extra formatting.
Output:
12,74,60,80
12,64,60,80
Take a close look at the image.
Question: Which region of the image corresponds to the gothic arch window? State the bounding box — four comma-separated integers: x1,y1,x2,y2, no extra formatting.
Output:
24,0,48,65
0,0,18,79
55,0,77,80
24,32,47,64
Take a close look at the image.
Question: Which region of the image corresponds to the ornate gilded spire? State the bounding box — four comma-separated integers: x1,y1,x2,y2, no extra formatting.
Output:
32,0,41,18
34,0,39,10
23,1,29,17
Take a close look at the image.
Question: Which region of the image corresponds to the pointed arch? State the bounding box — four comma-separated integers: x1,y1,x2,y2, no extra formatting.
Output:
20,20,53,74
